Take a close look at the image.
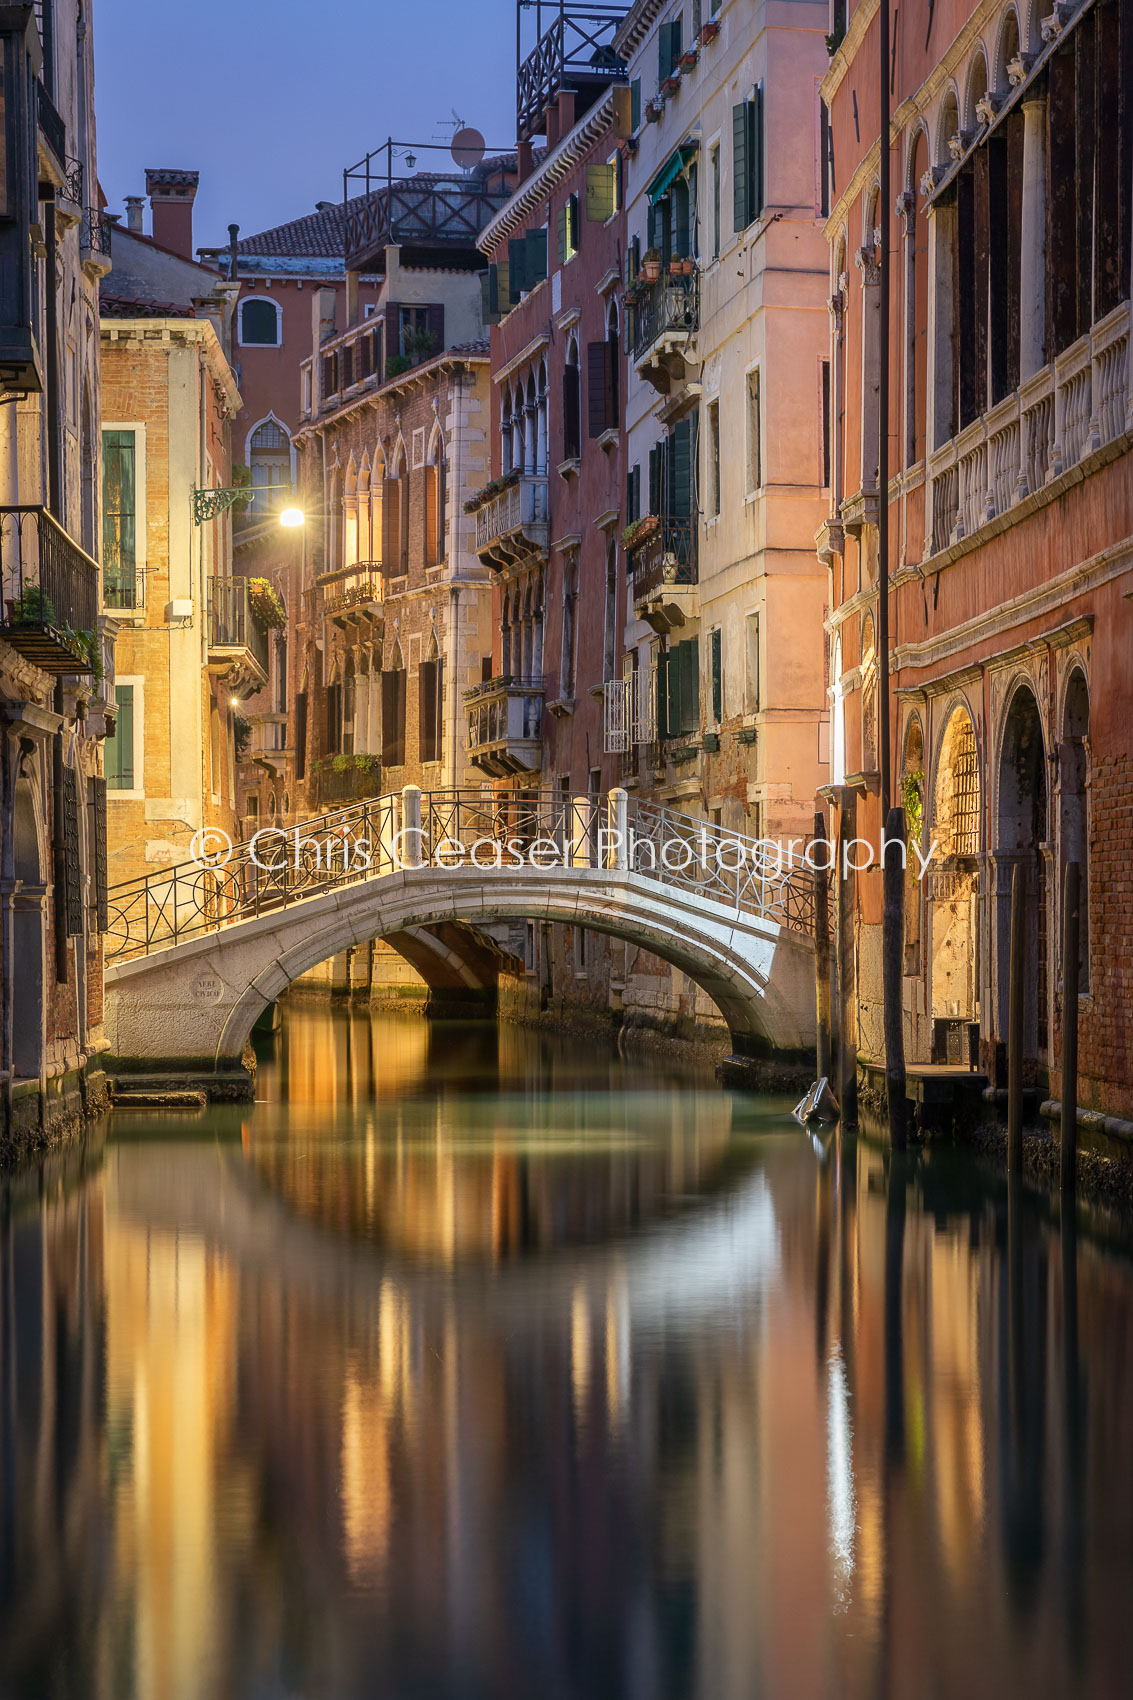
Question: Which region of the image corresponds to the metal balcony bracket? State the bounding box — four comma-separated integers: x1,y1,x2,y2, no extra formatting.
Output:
192,487,251,526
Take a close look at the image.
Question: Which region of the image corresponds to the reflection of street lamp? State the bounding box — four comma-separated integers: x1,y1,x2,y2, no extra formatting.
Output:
279,507,304,528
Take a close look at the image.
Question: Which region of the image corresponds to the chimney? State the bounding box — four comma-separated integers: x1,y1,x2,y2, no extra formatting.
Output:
125,195,144,233
145,168,200,260
228,222,239,281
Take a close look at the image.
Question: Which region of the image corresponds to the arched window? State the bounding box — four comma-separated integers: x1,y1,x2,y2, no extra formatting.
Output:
603,538,618,682
563,338,581,460
536,361,548,473
342,655,356,756
501,393,513,474
906,131,928,466
425,431,447,567
357,455,372,562
525,373,537,474
606,302,620,428
343,457,358,568
931,704,982,1028
239,296,282,347
248,418,291,518
501,593,512,676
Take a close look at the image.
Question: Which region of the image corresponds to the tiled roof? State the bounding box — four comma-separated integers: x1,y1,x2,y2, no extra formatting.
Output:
236,197,365,260
100,292,195,319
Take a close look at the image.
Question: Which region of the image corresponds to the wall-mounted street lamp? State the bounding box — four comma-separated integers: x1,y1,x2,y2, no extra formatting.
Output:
191,487,306,527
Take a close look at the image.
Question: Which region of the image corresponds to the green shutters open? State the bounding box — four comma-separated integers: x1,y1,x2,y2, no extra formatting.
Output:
102,430,136,608
106,685,134,790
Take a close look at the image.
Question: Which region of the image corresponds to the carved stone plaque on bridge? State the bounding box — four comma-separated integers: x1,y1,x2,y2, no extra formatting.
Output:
190,971,225,1006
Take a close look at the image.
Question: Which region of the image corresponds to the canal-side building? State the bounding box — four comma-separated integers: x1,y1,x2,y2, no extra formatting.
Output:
821,0,1133,1117
195,199,382,838
471,10,631,1022
287,155,520,1005
0,3,113,1144
99,208,252,890
598,0,831,1040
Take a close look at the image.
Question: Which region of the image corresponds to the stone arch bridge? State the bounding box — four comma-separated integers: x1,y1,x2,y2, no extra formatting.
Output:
103,789,820,1095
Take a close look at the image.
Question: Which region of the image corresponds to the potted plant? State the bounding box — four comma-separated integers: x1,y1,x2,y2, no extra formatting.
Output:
680,46,699,70
679,255,695,276
669,254,685,277
699,19,720,46
645,98,662,123
641,248,662,281
247,577,287,629
662,72,680,95
8,583,57,626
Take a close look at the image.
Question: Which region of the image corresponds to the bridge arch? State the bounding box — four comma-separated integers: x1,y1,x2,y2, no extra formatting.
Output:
106,866,815,1088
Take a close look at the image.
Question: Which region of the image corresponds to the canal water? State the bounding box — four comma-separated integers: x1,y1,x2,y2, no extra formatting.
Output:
1,1007,1132,1700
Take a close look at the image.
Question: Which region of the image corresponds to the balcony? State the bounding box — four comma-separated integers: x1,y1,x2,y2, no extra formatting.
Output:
313,755,384,807
0,507,100,675
472,475,549,570
247,715,290,773
926,301,1131,556
465,676,544,776
206,578,269,694
517,4,627,143
79,207,113,277
628,516,697,633
631,272,700,393
343,150,513,274
317,562,384,626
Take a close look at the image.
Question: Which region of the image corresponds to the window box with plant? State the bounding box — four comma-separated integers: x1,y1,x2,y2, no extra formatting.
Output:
621,514,659,553
641,248,662,282
246,577,287,630
680,48,699,71
662,73,680,96
699,21,720,46
645,98,663,124
463,468,521,515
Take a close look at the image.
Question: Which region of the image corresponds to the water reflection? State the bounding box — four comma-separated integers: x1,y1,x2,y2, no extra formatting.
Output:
1,1008,1132,1699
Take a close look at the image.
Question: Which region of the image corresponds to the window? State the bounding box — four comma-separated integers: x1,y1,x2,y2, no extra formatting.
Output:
105,683,138,791
507,228,548,297
102,429,137,608
819,99,832,219
710,143,721,259
418,656,444,764
658,14,682,82
557,191,580,263
747,367,762,490
709,627,723,723
563,338,581,460
732,88,765,232
381,666,406,766
603,541,618,681
820,359,831,489
587,309,619,438
424,447,447,568
631,77,641,131
295,690,307,782
626,463,641,524
239,297,281,347
585,162,617,223
561,556,578,700
248,418,291,517
707,399,721,516
744,613,761,714
658,639,699,738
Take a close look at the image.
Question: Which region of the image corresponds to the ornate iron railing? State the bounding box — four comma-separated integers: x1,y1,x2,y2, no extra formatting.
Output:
629,516,697,601
0,507,100,673
80,207,113,257
207,578,269,677
105,786,821,962
631,272,699,362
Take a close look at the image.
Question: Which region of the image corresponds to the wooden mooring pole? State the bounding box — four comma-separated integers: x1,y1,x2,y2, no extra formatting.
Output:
1007,863,1026,1173
813,810,832,1085
883,807,908,1151
1060,861,1081,1194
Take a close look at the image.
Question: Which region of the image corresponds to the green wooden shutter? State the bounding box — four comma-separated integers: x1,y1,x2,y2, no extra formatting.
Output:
679,639,699,732
733,102,750,231
658,20,670,81
557,202,568,265
657,648,671,738
62,767,82,935
106,684,134,789
89,777,108,933
102,429,136,607
526,228,548,285
508,236,528,296
587,163,609,225
587,341,612,436
753,85,765,218
668,418,692,518
419,660,438,763
631,77,641,131
648,443,662,515
671,15,682,63
710,629,722,722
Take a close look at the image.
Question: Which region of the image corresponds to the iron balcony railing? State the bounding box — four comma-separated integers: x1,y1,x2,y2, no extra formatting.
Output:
104,786,824,963
36,80,66,168
629,516,697,603
80,207,113,258
474,475,549,561
631,272,700,363
0,506,100,674
207,578,269,678
103,565,145,611
517,5,627,142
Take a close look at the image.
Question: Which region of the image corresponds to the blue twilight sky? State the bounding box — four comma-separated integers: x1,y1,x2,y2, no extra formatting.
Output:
94,0,517,250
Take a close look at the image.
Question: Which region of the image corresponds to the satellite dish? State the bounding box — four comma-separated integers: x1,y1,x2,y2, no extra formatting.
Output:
451,127,486,172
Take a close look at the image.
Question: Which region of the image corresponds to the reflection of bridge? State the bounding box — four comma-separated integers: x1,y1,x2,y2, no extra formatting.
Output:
103,788,819,1093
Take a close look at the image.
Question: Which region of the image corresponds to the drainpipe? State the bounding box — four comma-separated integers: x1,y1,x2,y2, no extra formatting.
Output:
44,201,62,517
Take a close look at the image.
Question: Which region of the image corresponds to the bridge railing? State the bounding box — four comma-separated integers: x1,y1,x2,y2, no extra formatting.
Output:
105,787,821,962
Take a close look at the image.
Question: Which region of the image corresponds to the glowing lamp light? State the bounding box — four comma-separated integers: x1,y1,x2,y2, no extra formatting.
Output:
279,507,304,528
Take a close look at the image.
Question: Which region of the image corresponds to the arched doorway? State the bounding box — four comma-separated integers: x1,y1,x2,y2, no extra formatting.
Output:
996,683,1048,1067
930,705,981,1050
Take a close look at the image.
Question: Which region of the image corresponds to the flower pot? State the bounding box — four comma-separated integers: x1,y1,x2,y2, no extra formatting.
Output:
699,22,720,45
662,75,680,95
680,257,695,276
680,50,698,69
641,261,661,282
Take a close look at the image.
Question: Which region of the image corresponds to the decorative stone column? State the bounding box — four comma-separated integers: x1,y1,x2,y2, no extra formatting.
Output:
855,243,881,493
1018,91,1048,383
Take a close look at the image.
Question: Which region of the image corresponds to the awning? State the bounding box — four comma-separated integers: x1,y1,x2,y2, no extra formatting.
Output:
647,144,697,205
